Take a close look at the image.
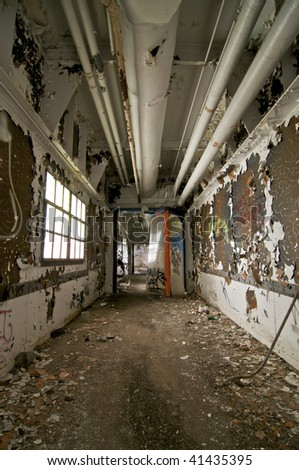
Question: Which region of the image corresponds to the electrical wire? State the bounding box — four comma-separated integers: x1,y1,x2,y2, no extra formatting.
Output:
222,289,299,386
0,115,23,240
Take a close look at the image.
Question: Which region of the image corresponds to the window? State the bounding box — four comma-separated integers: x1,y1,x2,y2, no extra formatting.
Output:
43,172,86,260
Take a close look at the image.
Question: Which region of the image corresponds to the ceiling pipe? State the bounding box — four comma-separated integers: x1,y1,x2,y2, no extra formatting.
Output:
174,0,266,197
171,0,226,183
106,9,115,57
178,0,299,206
101,0,141,201
76,0,129,185
119,0,182,197
60,0,126,187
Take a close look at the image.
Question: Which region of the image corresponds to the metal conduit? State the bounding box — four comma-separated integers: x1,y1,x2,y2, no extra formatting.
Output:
178,0,299,206
174,0,266,197
76,0,129,185
60,0,126,186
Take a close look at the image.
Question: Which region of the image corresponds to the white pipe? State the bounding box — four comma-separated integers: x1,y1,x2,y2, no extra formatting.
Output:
106,10,115,57
101,0,141,200
60,0,126,186
171,0,226,183
178,0,299,206
120,0,182,197
76,0,129,184
174,0,266,196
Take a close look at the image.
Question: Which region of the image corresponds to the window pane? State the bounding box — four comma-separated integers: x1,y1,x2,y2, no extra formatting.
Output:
63,188,70,211
71,217,79,238
61,237,68,259
79,241,84,258
46,204,55,232
54,210,69,236
53,234,62,258
81,203,86,221
70,238,76,259
71,194,77,216
61,213,69,237
80,222,86,240
76,200,82,219
54,209,63,234
77,221,82,240
55,180,63,207
43,236,53,258
75,241,80,258
45,173,55,203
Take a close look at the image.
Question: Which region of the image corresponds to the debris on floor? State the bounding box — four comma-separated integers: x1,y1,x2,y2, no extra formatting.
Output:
1,284,299,450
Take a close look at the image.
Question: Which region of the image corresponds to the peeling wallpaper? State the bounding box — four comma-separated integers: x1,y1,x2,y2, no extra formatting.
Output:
194,117,299,293
267,121,299,283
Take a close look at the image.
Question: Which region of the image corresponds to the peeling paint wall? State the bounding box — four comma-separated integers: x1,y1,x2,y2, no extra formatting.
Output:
193,117,299,371
0,112,34,301
0,8,106,374
0,111,106,374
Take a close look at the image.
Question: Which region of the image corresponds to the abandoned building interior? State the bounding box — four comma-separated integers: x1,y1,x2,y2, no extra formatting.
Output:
0,0,299,389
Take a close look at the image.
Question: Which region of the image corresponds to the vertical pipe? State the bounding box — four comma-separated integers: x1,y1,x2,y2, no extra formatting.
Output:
128,241,133,275
113,208,118,293
164,209,171,298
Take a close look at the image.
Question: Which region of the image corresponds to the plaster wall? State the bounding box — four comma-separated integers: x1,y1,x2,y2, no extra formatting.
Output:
197,272,299,371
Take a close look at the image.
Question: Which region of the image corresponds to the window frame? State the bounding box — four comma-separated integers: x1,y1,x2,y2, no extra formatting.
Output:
42,171,87,265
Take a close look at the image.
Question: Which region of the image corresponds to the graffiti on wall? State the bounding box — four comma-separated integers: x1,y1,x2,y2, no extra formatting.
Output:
171,246,182,275
147,267,166,290
0,309,14,365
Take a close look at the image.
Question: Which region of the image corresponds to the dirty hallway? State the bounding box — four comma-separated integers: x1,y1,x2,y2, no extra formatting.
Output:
1,277,299,450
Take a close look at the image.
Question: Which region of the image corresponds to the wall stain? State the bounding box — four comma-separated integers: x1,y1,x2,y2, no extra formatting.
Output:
246,289,257,314
46,287,56,322
12,12,45,113
71,290,85,309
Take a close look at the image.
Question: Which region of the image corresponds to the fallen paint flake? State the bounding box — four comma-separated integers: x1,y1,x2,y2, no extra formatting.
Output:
255,430,265,440
47,414,61,424
35,369,48,376
180,355,190,360
59,371,70,380
284,373,299,388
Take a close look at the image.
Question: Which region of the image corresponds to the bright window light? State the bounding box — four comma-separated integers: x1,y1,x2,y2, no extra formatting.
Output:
43,171,86,261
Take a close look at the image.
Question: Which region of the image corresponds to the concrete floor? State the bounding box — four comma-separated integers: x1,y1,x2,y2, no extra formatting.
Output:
1,275,299,450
